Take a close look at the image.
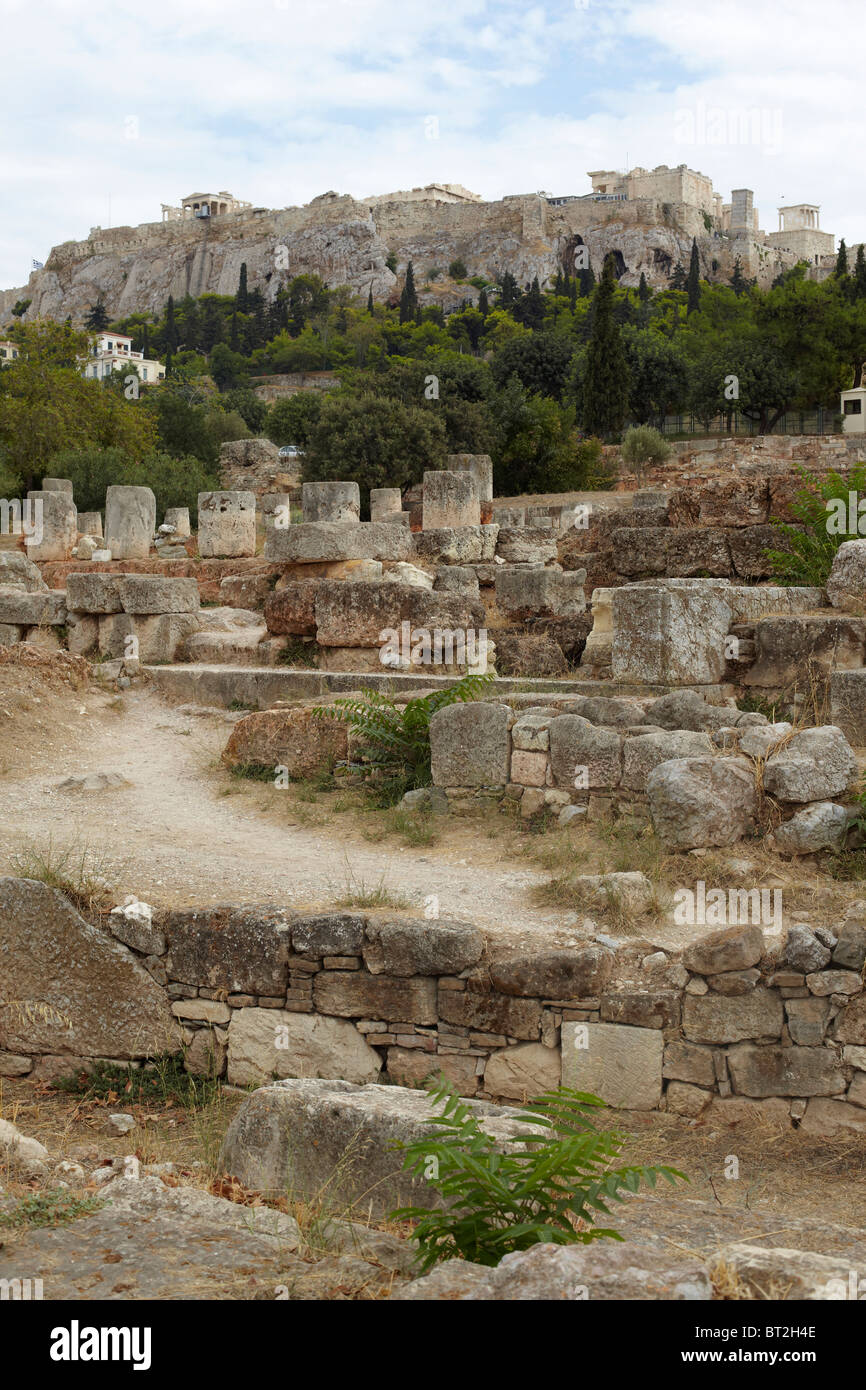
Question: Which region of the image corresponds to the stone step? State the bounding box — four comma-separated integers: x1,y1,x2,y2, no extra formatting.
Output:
144,662,735,710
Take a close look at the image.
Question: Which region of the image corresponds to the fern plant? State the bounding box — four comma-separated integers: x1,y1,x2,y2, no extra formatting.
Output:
390,1078,687,1271
312,671,493,803
764,461,866,587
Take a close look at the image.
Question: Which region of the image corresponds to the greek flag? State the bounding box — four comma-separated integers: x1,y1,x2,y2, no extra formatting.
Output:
32,259,43,270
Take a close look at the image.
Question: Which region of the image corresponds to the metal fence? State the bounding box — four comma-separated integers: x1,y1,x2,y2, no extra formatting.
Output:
635,407,839,438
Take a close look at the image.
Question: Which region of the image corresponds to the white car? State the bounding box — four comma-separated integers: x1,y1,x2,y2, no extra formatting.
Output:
278,445,302,459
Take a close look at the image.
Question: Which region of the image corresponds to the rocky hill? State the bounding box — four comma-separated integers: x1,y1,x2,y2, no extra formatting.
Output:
0,188,796,327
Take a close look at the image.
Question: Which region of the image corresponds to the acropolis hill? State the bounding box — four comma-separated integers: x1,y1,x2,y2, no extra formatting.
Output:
0,164,840,326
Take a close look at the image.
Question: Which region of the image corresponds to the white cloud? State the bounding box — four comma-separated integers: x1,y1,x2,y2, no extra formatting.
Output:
0,0,858,289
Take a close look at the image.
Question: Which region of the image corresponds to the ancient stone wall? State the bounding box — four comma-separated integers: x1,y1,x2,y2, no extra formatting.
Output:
4,886,863,1136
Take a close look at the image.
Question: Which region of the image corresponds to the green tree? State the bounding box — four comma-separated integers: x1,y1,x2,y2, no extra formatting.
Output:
836,239,849,279
303,392,446,492
399,262,418,325
85,300,110,331
490,330,575,401
638,272,651,303
367,284,374,314
448,258,467,280
265,392,323,446
729,257,748,296
209,342,248,391
621,327,689,424
686,239,701,315
220,388,267,431
855,245,866,302
669,261,687,290
581,257,629,438
236,262,249,313
0,321,156,487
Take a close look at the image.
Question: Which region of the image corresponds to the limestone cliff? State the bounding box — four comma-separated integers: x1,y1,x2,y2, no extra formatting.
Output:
0,190,794,327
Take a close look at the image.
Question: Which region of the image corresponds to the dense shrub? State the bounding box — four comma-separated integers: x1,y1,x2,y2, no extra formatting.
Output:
48,446,219,525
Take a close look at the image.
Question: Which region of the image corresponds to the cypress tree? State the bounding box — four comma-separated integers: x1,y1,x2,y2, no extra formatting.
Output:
729,256,747,296
229,310,239,351
669,261,687,291
367,283,374,314
854,245,866,301
836,239,849,279
686,238,701,314
237,262,249,313
399,261,417,323
165,295,178,352
638,271,650,303
582,255,629,439
478,288,489,316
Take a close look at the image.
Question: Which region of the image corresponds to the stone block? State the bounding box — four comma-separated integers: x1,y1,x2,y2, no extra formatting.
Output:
104,485,155,560
663,1041,716,1087
41,477,74,494
301,481,360,524
621,730,712,792
0,552,47,592
830,670,866,746
488,945,613,999
265,521,413,564
682,924,764,975
24,491,77,562
509,749,548,786
727,1043,846,1098
363,919,483,977
785,997,831,1045
386,1048,479,1095
763,726,857,803
495,527,558,565
665,527,732,578
313,972,438,1024
437,987,542,1040
164,507,191,537
0,589,66,625
548,714,622,789
197,491,256,559
484,1044,561,1101
612,581,732,685
495,567,586,620
430,701,509,787
227,1008,381,1086
448,453,493,504
561,1021,663,1111
162,906,293,995
0,877,178,1058
422,471,480,530
263,581,320,636
745,616,866,689
370,488,403,521
682,990,784,1044
77,511,103,537
115,575,200,614
292,913,367,958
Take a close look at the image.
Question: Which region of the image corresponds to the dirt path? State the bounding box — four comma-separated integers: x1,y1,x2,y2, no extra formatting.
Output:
0,682,587,937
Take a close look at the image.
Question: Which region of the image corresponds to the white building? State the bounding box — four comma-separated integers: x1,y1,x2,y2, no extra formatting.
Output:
83,332,165,384
0,339,21,363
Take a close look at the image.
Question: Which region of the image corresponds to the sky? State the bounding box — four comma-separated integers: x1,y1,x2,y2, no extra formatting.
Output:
0,0,859,289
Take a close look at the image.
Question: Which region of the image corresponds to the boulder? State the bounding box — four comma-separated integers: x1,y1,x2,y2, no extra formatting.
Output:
219,1078,536,1213
621,730,712,792
221,707,348,778
826,538,866,610
0,552,47,592
0,877,178,1058
763,726,857,803
771,802,849,854
682,924,763,975
398,1242,711,1301
647,756,757,849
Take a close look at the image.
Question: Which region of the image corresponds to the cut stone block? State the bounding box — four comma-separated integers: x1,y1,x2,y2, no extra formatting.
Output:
77,511,103,537
370,488,403,521
561,1021,663,1111
104,485,155,560
226,1009,381,1086
164,507,191,537
301,481,360,525
24,491,77,562
612,581,732,685
448,453,494,504
265,521,413,564
197,491,256,559
495,567,586,620
430,701,510,788
422,470,480,530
